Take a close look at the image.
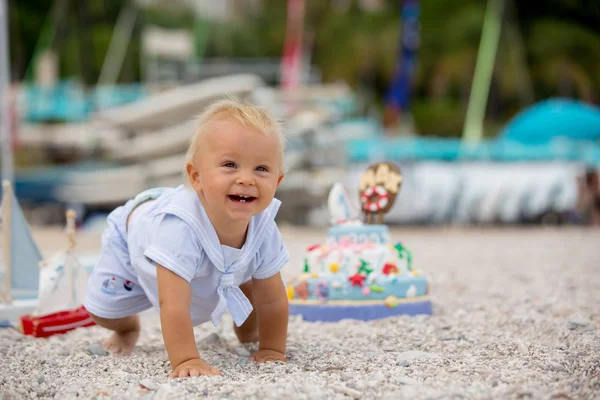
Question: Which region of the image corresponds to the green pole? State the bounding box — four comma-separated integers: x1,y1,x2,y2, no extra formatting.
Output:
23,0,67,82
194,16,210,63
461,0,504,146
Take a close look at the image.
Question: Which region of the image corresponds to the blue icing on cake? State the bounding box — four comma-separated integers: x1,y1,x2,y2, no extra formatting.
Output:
326,224,390,245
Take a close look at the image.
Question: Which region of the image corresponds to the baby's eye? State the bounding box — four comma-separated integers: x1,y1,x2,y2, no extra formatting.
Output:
223,162,236,168
256,166,269,172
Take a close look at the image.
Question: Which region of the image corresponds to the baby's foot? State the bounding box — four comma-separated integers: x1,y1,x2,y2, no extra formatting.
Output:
101,329,140,355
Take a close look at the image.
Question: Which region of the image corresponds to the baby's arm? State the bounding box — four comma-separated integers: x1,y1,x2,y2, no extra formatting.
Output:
250,272,288,362
156,264,221,377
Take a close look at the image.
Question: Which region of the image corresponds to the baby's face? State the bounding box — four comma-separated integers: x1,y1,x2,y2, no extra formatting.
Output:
188,117,283,224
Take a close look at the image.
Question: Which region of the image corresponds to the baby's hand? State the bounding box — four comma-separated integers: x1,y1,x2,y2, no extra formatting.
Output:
249,349,287,363
170,358,222,378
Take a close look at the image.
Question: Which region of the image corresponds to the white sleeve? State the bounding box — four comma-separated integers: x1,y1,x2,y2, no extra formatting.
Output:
252,225,290,280
143,214,203,282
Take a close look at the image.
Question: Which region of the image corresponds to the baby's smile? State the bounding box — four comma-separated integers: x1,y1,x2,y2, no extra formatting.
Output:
228,194,257,203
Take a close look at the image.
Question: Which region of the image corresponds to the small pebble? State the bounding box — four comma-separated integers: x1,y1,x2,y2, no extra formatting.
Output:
185,385,198,393
567,316,590,330
516,341,528,354
233,347,251,357
396,351,435,362
86,344,108,357
567,316,589,328
440,334,457,341
395,376,417,385
198,332,221,346
139,379,158,391
363,351,377,358
399,361,410,367
335,385,362,398
340,373,353,381
238,357,250,366
155,383,176,397
57,348,70,357
65,384,80,394
212,357,224,365
369,372,386,383
548,361,567,373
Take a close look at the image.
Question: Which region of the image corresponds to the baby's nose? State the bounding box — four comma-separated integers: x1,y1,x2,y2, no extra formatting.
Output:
236,171,255,185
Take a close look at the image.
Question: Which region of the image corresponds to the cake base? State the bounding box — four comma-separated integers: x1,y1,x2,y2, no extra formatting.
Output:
289,297,432,322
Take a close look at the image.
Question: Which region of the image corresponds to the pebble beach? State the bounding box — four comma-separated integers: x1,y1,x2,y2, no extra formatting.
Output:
1,226,599,399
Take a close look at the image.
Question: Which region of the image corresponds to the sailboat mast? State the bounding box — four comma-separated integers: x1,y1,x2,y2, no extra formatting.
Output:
65,209,76,307
0,0,14,183
1,180,12,304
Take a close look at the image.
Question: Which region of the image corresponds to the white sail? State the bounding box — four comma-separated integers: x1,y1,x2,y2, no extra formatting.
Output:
34,210,90,317
328,182,361,225
36,251,73,316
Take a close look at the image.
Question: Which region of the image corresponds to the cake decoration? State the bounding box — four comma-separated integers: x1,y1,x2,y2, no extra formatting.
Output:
359,162,403,224
287,162,432,322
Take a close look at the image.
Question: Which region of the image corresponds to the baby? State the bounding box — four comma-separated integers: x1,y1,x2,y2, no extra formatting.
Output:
84,99,290,377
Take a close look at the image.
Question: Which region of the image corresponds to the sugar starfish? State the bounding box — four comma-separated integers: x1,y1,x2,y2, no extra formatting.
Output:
348,273,366,287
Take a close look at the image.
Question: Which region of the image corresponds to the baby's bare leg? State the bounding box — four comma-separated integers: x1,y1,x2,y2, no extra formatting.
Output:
234,281,259,343
89,313,140,355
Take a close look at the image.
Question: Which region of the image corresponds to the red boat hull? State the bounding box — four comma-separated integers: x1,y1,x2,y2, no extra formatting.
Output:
20,306,96,338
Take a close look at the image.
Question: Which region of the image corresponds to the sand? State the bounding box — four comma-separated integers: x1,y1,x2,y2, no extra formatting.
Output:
1,226,599,399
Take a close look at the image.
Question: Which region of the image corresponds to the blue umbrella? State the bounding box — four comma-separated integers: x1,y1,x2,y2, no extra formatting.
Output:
499,98,600,144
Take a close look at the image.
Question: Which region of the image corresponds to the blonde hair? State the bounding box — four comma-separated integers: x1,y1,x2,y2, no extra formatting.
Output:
184,98,286,184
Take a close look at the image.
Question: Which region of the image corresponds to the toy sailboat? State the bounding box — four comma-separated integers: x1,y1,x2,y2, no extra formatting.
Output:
1,180,96,337
19,209,95,337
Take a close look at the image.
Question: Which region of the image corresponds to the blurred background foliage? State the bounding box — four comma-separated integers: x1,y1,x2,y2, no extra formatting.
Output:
7,0,600,137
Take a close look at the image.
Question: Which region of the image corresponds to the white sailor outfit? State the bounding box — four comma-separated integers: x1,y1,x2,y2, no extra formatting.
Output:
84,185,289,327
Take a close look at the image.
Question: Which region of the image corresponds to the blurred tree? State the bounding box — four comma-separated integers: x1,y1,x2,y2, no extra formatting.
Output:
527,20,600,102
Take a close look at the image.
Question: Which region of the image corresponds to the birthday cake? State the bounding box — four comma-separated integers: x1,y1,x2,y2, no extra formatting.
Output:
287,163,432,322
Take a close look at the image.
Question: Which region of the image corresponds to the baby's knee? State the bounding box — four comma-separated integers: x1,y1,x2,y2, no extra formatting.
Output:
88,312,140,332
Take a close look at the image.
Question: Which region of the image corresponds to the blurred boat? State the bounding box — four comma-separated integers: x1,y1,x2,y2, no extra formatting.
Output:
18,81,147,123
96,74,263,132
16,74,264,207
299,161,584,226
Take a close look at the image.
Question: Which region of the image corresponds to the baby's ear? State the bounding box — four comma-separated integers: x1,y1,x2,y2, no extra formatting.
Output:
277,173,284,187
186,162,200,189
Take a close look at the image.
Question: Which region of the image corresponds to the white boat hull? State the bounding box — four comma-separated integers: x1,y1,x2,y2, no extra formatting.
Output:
0,299,38,324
